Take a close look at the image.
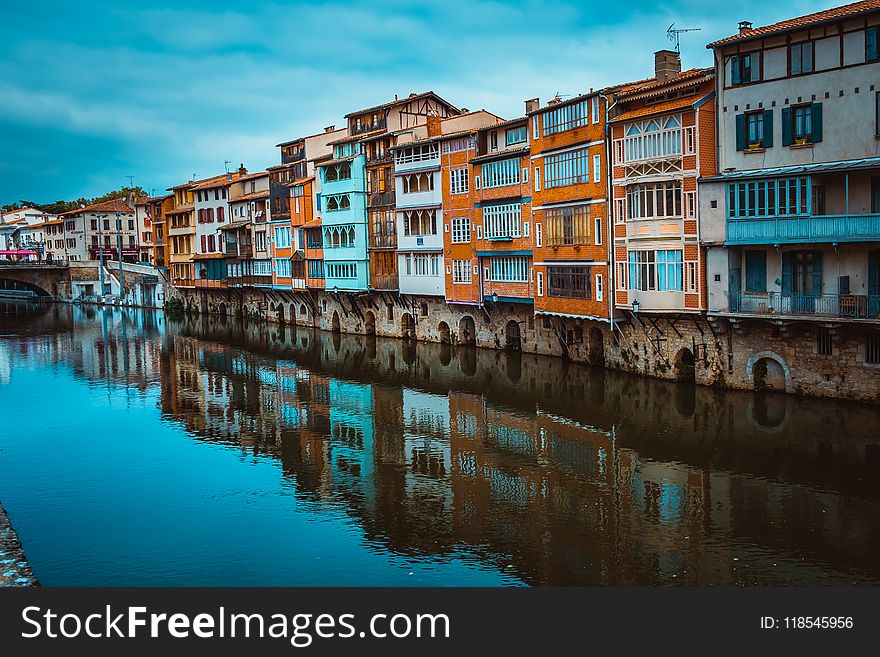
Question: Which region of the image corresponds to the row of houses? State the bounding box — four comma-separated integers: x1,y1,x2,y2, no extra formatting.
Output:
8,1,880,397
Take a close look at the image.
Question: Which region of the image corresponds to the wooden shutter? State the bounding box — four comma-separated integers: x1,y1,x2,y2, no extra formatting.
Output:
735,114,745,151
730,56,740,85
763,110,774,148
781,252,793,295
811,103,823,142
811,251,823,296
781,107,792,146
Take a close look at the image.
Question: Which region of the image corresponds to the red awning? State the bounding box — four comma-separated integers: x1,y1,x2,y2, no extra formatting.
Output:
0,249,38,256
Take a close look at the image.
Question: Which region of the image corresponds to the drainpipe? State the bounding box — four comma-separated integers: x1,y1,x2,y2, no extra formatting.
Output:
601,90,619,339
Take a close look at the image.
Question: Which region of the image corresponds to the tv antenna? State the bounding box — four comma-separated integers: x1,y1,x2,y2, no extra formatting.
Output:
125,175,136,188
667,23,701,53
224,160,233,174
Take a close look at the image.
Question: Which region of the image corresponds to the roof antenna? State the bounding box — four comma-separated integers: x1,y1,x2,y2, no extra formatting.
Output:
224,160,232,174
125,175,135,188
667,23,702,53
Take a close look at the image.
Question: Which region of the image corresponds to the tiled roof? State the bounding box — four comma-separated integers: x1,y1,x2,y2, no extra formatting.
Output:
707,0,880,48
390,128,476,149
617,68,712,99
481,115,526,129
328,130,383,145
318,155,357,167
529,92,599,116
191,172,245,190
60,199,134,216
234,190,269,202
343,91,459,118
470,146,529,164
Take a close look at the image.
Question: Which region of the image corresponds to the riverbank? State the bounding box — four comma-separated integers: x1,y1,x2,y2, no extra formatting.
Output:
0,502,38,587
168,287,880,403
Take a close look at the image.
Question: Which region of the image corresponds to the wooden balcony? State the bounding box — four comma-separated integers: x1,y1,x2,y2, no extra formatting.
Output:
370,274,399,291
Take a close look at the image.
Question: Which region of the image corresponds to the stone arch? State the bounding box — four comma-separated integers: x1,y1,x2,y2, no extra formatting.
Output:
505,320,521,351
331,310,341,333
673,347,695,382
364,310,376,335
458,315,476,346
299,303,307,318
588,326,605,366
401,312,415,339
289,302,297,324
747,351,790,392
0,277,50,298
438,321,451,344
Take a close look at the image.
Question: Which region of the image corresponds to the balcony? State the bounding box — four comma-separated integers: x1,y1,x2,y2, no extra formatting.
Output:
370,274,399,291
370,233,397,249
228,274,273,287
730,291,880,320
193,279,228,289
225,243,253,258
351,119,386,136
726,214,880,245
368,191,396,208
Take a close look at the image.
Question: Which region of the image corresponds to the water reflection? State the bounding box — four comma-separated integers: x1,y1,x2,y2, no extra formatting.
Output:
2,304,880,586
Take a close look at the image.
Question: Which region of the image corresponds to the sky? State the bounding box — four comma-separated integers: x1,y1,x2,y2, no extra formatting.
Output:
0,0,834,205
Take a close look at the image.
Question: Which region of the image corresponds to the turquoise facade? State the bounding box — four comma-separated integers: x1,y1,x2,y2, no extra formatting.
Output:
320,152,369,291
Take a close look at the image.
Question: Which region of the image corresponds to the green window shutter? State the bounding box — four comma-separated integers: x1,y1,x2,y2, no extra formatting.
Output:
868,251,879,295
735,113,745,151
811,102,823,142
763,110,774,147
781,252,794,295
730,56,740,85
781,107,792,146
811,251,823,296
745,250,767,293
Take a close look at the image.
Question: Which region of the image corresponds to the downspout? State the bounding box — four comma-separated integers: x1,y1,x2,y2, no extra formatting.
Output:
601,90,619,339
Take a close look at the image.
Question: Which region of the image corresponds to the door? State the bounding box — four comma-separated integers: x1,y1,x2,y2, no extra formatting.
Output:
869,251,880,318
785,251,822,313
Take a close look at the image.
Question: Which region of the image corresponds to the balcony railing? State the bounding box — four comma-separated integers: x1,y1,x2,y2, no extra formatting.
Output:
227,274,273,287
726,214,880,244
368,191,396,208
225,243,253,258
370,233,397,249
193,279,228,289
730,291,880,320
370,274,399,290
351,119,386,135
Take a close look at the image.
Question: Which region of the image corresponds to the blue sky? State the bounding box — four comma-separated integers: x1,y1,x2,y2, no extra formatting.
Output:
0,0,832,204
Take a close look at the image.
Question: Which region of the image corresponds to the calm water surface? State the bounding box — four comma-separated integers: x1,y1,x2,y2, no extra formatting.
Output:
1,303,879,586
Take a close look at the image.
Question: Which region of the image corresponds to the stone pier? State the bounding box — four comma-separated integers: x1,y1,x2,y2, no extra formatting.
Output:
0,502,38,587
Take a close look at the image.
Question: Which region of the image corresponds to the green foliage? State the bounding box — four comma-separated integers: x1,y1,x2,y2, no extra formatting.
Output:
2,186,147,215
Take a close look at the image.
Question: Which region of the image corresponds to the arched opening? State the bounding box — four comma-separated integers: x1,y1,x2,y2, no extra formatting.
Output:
438,321,451,344
275,302,285,325
299,304,307,319
401,313,415,339
365,310,376,335
673,348,695,382
0,277,51,298
331,310,341,333
753,357,786,391
458,315,476,346
588,327,605,367
505,320,521,351
289,303,297,325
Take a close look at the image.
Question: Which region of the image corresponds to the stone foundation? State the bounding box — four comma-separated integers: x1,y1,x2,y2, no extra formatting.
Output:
173,287,880,403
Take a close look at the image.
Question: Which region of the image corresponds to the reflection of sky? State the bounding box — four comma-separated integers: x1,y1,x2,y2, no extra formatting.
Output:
0,359,520,586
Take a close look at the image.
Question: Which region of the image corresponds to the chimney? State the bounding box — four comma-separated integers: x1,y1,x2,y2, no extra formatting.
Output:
738,21,753,34
427,113,441,137
324,125,335,133
654,49,681,82
525,97,540,114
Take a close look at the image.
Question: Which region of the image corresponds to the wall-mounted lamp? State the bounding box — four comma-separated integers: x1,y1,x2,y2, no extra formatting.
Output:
632,299,640,314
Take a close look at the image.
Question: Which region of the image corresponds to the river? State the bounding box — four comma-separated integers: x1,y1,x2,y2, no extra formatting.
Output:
1,303,878,586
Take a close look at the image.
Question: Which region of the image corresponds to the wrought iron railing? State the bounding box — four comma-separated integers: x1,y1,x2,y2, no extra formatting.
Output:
730,291,880,319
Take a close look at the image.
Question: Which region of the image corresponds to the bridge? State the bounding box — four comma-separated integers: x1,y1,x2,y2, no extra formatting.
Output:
0,262,71,298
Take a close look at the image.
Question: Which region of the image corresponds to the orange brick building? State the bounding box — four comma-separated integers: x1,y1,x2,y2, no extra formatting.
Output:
609,53,716,316
528,92,611,345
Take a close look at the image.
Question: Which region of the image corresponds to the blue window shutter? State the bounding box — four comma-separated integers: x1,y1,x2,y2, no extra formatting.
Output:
781,252,794,295
763,110,774,147
730,56,740,85
811,102,823,142
781,107,792,146
745,250,767,293
735,113,745,151
811,251,823,296
869,251,880,295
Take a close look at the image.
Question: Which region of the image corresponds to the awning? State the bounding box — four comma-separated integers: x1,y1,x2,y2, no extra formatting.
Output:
0,249,38,256
535,310,611,323
702,156,880,182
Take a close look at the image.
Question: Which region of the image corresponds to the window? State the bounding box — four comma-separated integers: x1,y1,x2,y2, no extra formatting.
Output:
727,177,810,217
544,147,590,188
817,327,833,356
594,217,602,246
505,126,527,146
738,110,773,149
623,115,682,163
254,232,266,251
481,158,520,188
868,27,879,62
325,194,350,212
482,203,522,239
402,172,434,193
592,154,601,183
875,92,880,136
490,131,498,150
534,167,541,192
207,234,215,252
789,41,814,75
591,96,600,123
595,273,603,302
324,225,355,248
626,182,682,220
307,259,324,279
396,143,438,164
403,209,437,236
273,226,291,248
542,100,589,135
326,262,357,279
452,259,471,283
217,206,224,223
782,103,822,145
545,205,590,246
547,266,591,298
533,116,540,140
275,258,292,278
451,216,471,243
489,256,529,282
441,137,474,154
405,253,441,277
685,261,698,293
90,220,97,230
730,51,761,85
450,168,469,194
867,332,880,364
628,250,682,291
536,271,544,296
535,222,543,247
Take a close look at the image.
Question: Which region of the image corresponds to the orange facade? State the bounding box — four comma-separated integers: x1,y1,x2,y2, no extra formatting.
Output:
440,133,481,305
530,93,610,320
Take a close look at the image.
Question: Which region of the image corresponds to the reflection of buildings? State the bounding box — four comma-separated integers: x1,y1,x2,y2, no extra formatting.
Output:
10,305,880,585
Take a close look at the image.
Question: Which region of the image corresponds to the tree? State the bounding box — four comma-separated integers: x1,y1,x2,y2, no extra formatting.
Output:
1,186,148,216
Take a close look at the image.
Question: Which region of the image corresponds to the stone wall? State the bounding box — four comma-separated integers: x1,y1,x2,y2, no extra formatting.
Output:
173,287,880,403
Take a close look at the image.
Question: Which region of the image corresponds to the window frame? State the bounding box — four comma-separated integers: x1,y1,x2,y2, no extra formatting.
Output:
788,40,814,76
